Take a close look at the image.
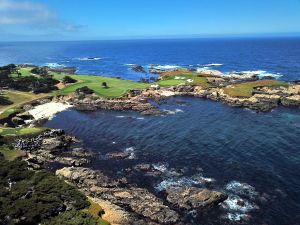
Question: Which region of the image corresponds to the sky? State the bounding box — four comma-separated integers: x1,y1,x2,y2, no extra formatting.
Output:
0,0,300,41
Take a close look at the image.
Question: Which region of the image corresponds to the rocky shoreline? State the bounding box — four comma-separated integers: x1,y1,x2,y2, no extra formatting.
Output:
13,129,229,225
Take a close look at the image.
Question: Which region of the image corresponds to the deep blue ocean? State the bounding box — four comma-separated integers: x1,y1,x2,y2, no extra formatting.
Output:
1,38,300,81
1,38,300,224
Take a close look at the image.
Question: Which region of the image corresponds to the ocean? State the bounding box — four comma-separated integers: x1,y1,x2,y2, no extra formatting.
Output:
1,38,300,224
1,38,300,81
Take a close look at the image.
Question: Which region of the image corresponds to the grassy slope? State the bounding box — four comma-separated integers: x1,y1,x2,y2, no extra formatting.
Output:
0,90,48,119
0,127,46,136
83,199,110,225
224,80,289,98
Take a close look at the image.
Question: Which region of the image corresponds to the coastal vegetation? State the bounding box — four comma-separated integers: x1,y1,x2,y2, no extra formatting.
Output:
224,80,289,98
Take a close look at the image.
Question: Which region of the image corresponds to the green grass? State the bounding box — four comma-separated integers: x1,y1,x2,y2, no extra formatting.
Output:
158,79,186,87
0,127,46,136
11,67,37,77
158,73,210,88
52,74,149,98
0,90,48,120
0,107,24,120
224,80,289,98
83,199,110,225
0,145,24,161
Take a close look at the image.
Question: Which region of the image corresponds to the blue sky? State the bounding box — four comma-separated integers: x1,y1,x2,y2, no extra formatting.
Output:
1,0,300,41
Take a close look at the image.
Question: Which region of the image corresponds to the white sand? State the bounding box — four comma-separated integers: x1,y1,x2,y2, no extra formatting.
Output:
28,102,72,120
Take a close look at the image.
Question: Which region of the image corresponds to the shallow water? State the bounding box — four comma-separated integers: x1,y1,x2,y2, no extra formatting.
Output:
46,97,300,225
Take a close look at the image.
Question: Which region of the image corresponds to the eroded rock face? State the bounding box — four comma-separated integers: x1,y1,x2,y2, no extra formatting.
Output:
14,129,91,168
166,187,228,211
71,96,164,116
56,167,180,224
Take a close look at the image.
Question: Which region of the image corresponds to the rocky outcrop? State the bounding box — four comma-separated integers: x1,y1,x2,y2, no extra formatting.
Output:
70,96,165,116
56,167,180,224
281,95,300,107
14,129,92,168
132,65,146,73
166,187,228,211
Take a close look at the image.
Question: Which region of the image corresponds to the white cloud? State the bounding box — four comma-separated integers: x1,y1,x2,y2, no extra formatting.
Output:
0,0,81,31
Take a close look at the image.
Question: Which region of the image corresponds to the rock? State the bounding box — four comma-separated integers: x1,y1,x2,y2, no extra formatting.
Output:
281,95,300,107
14,129,90,168
56,167,180,224
150,68,163,74
166,186,227,211
132,65,146,73
134,163,152,171
106,152,131,160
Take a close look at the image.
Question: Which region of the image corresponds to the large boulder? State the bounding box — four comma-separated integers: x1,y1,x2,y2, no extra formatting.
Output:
166,186,227,211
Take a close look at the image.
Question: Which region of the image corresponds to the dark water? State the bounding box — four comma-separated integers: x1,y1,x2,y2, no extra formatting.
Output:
1,38,300,81
46,97,300,225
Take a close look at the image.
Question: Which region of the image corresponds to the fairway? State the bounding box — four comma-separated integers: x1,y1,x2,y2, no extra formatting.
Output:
53,74,149,98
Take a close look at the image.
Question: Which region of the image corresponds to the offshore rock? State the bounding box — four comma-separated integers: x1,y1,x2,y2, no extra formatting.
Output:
132,65,146,73
166,186,228,211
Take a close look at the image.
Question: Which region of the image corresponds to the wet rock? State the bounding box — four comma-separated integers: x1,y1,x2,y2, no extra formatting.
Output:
56,167,180,224
134,163,152,171
166,186,227,211
132,65,146,73
106,152,131,160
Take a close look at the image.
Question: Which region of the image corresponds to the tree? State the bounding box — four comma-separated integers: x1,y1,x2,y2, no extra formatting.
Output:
62,76,77,84
102,82,108,88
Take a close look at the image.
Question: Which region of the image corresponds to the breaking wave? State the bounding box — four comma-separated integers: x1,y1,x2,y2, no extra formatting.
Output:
43,63,65,68
232,70,283,79
78,57,102,61
222,181,260,221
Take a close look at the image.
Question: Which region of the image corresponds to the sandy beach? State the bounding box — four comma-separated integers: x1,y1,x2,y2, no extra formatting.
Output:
28,102,72,120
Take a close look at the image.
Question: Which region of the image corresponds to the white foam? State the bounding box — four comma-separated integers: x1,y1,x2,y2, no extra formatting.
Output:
154,173,214,191
232,70,283,79
223,195,258,212
125,63,136,66
115,115,126,118
78,57,102,61
202,63,223,66
124,147,135,159
152,163,169,173
225,181,258,199
152,65,180,70
44,63,65,68
163,109,184,114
